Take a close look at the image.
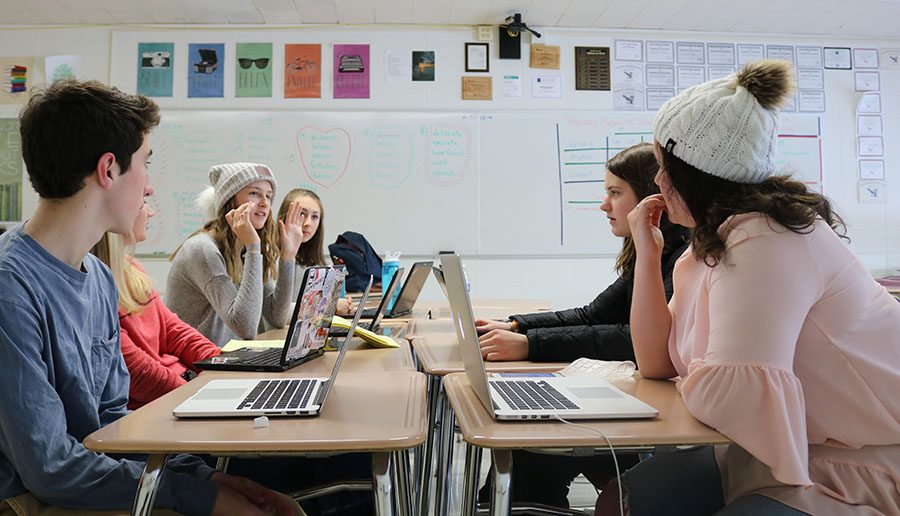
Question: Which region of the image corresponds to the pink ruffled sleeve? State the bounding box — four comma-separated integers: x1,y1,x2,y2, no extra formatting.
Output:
676,217,823,486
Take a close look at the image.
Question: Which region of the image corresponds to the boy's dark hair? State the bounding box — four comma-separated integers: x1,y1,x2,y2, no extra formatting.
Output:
19,79,160,199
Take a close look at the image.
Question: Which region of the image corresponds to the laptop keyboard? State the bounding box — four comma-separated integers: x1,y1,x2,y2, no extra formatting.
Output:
237,379,317,411
492,380,580,411
238,348,283,366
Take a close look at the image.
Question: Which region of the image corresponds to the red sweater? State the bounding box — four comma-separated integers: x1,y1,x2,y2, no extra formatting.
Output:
119,291,221,409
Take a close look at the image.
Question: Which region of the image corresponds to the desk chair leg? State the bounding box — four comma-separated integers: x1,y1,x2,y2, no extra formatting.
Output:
214,457,230,472
417,374,441,516
490,450,512,516
435,386,456,516
132,453,167,516
372,452,395,516
460,443,483,516
391,450,413,516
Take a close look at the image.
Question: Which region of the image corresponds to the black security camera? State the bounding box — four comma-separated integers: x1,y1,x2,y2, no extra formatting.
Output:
503,13,541,39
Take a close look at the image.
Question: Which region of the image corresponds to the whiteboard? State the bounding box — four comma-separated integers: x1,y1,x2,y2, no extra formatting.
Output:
143,110,822,257
478,111,823,255
142,111,478,255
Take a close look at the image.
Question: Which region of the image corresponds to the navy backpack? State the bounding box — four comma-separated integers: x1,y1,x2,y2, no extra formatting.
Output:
328,231,382,292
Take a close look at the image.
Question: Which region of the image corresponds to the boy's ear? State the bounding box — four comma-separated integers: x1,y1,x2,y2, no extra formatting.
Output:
95,152,117,189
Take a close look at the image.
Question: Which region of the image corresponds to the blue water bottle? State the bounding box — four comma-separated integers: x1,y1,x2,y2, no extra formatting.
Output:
382,251,401,312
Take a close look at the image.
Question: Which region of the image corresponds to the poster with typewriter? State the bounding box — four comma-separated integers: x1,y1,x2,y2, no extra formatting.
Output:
137,43,174,97
188,43,224,98
333,44,370,99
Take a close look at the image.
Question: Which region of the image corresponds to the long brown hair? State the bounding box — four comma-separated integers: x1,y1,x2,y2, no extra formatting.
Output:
278,188,326,267
660,148,846,267
608,142,674,280
172,196,280,284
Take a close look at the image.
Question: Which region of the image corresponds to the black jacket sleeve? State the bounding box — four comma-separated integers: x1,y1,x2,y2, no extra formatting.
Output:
517,232,689,362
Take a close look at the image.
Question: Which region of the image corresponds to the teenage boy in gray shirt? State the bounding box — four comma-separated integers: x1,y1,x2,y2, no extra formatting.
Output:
0,80,295,516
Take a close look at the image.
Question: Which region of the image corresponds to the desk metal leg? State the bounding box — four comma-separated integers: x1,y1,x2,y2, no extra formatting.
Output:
214,456,230,472
417,374,442,516
372,452,395,516
391,450,412,516
435,385,456,516
460,443,483,516
490,450,512,516
132,453,167,516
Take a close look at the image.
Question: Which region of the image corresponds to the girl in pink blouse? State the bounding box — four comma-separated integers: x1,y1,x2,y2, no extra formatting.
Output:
596,60,900,515
92,201,221,409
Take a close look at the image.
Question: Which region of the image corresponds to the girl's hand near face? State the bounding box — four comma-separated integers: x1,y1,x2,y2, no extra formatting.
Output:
336,297,355,316
278,200,304,262
226,203,261,248
628,194,667,260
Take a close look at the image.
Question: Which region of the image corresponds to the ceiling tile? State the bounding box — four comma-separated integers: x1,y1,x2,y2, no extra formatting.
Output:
594,0,653,29
693,0,771,32
660,0,726,30
522,0,570,27
374,0,414,23
334,0,375,23
294,0,339,23
557,0,613,28
628,0,692,30
448,0,493,24
412,0,451,24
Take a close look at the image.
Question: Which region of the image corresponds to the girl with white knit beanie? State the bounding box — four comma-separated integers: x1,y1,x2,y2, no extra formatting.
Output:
596,60,900,515
167,162,306,346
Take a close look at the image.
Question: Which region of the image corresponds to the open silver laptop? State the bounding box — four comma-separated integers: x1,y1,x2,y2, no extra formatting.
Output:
173,278,373,418
439,253,658,421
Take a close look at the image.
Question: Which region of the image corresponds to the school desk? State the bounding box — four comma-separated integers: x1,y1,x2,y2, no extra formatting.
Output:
84,370,427,516
442,372,730,516
407,318,566,516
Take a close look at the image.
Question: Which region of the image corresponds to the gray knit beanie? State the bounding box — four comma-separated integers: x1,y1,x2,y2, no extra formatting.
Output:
653,60,796,184
196,162,277,218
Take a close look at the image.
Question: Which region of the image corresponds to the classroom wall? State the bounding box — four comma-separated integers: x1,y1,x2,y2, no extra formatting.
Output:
1,24,898,309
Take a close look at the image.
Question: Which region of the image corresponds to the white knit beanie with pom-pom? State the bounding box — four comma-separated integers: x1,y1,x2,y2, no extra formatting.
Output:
196,162,277,218
653,60,796,184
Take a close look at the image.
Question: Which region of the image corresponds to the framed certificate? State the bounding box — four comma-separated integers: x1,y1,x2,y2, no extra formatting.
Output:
465,42,489,72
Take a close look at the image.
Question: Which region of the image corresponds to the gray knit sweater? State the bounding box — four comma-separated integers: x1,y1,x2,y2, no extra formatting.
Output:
166,233,295,347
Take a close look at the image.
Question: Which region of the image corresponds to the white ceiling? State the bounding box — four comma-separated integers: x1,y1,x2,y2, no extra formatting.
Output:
1,0,899,39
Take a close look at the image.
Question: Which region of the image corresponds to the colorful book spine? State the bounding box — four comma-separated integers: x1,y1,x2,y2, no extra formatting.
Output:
3,65,27,94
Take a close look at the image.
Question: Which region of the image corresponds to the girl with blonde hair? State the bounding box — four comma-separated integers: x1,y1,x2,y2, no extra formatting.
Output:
92,201,221,409
168,163,305,346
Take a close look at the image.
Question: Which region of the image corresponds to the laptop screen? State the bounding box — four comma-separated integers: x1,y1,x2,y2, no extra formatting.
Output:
370,267,404,330
282,267,344,363
316,276,373,408
438,254,495,414
390,261,432,315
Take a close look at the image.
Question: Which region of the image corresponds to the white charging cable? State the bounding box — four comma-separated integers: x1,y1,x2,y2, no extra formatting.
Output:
553,415,625,516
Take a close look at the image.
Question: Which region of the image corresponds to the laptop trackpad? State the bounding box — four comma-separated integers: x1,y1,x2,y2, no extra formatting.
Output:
567,387,622,399
193,388,246,400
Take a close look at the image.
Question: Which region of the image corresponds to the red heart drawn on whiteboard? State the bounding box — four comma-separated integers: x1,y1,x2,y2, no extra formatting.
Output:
296,126,352,188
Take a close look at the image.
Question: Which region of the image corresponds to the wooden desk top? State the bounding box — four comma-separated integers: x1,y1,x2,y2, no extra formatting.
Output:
84,371,428,455
442,373,729,450
408,319,567,376
256,323,416,373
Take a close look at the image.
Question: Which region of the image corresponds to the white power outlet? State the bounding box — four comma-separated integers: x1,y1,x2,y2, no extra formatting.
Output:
476,25,494,41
